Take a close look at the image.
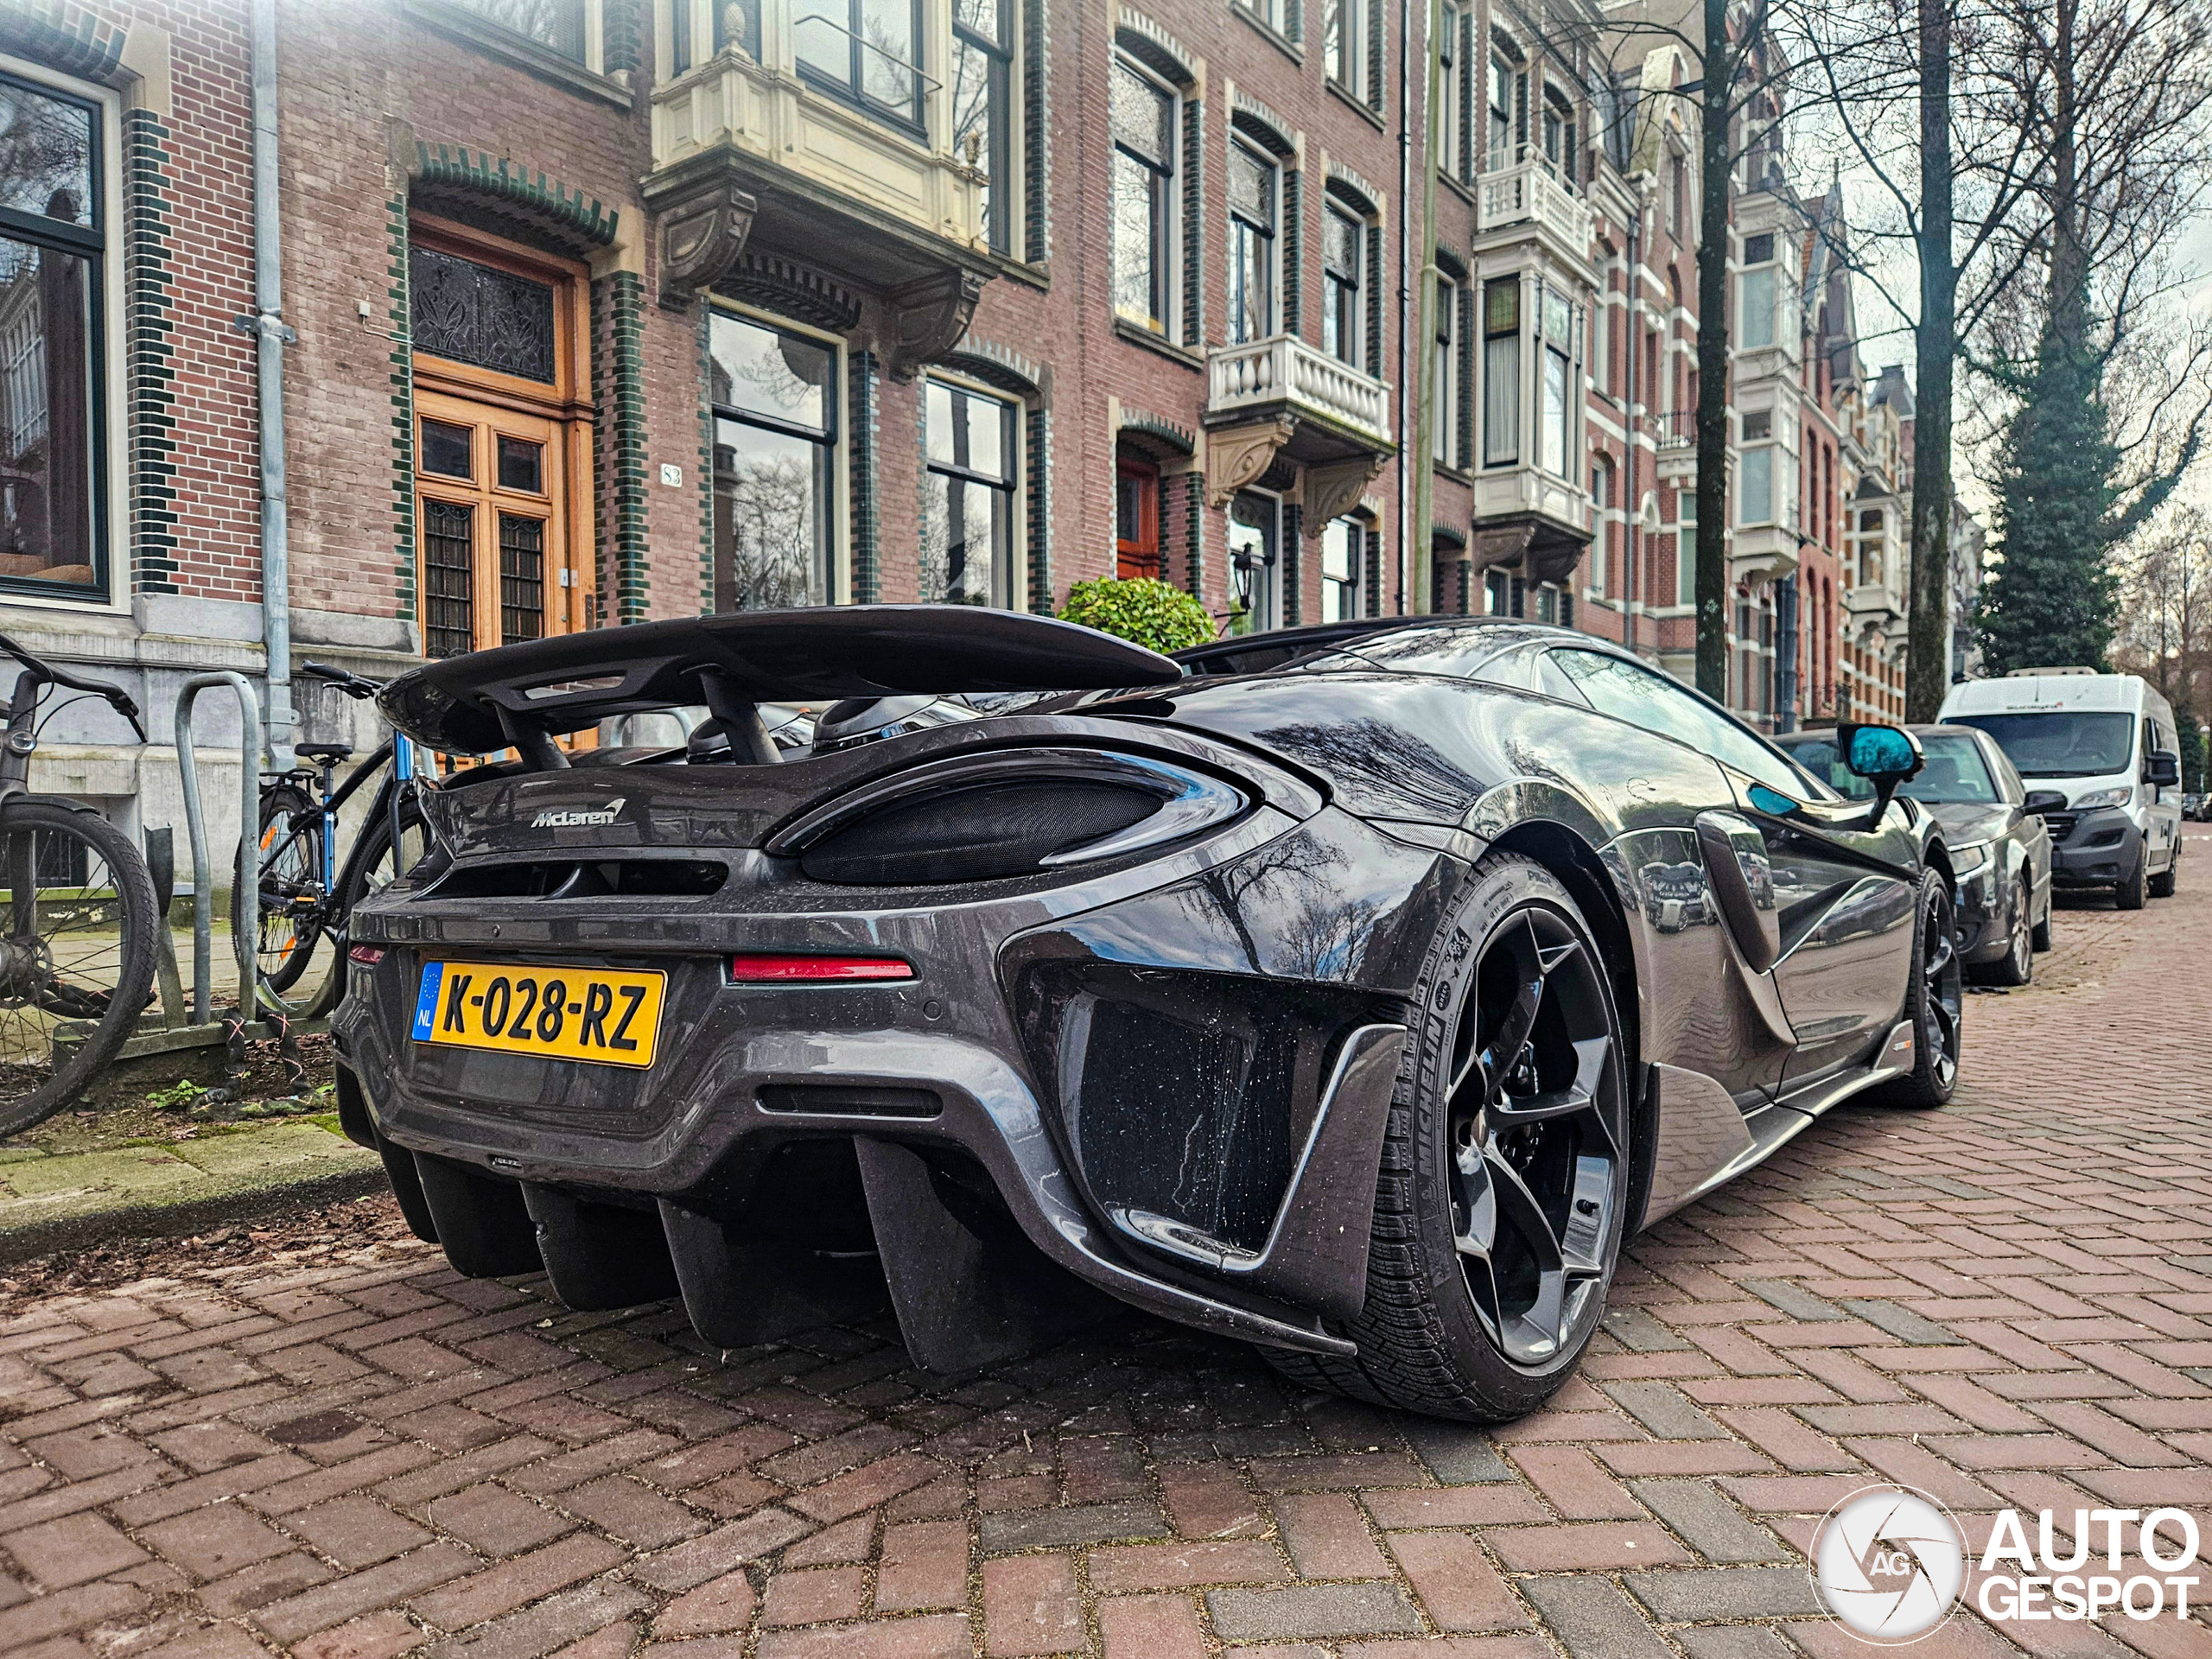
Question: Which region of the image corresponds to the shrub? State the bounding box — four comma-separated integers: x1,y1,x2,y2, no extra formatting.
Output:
1058,576,1217,653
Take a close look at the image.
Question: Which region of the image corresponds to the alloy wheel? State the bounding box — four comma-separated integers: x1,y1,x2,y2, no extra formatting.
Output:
1444,903,1625,1369
1923,887,1964,1088
2009,885,2032,981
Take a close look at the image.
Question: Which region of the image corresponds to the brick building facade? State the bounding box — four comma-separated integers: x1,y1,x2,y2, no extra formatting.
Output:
0,0,1942,865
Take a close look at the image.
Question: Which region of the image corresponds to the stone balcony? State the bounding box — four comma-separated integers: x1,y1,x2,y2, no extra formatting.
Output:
641,42,993,371
1476,159,1594,270
1201,334,1396,515
1732,523,1800,586
1654,409,1698,480
1846,580,1906,624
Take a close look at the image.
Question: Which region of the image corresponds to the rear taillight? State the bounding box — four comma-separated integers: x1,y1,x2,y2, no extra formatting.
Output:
348,944,385,965
728,954,914,982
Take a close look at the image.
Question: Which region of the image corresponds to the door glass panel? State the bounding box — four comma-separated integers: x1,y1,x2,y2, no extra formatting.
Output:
410,246,558,384
422,499,475,659
497,435,543,493
421,419,473,480
499,512,545,645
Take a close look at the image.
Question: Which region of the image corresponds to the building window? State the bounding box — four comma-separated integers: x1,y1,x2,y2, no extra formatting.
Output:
410,245,558,383
1240,0,1296,42
1487,40,1522,168
1227,489,1281,634
442,0,588,62
1541,83,1574,187
951,0,1014,253
1324,0,1363,91
1739,238,1777,350
1541,288,1573,478
1110,58,1176,334
1677,490,1696,607
1483,276,1518,466
1440,1,1468,178
1324,203,1363,366
1320,516,1364,621
923,378,1016,607
0,71,106,599
1116,457,1160,579
1227,138,1278,346
1433,270,1459,466
709,310,838,611
796,0,924,130
1669,152,1687,242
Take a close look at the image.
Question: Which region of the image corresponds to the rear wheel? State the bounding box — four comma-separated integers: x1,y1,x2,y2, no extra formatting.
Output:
252,785,327,1008
2031,899,2054,953
1974,878,2032,988
1266,852,1630,1421
1874,869,1962,1109
2148,846,2177,899
0,803,161,1138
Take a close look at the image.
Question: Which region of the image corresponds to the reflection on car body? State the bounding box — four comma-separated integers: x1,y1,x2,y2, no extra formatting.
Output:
334,608,1963,1423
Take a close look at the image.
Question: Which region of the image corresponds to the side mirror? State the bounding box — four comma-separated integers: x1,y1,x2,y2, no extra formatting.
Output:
2146,750,2181,789
2022,789,2068,817
1838,721,1923,822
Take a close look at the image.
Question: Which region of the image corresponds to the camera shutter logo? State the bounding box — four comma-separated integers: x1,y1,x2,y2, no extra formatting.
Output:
1811,1485,1967,1643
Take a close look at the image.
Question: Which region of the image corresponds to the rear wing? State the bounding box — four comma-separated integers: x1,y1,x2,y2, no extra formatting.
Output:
376,605,1185,759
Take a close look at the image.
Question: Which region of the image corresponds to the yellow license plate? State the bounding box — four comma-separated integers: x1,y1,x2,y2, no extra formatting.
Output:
410,960,665,1069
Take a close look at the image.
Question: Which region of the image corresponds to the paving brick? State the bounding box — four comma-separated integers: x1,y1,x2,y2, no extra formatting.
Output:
1503,1446,1641,1519
2,1511,149,1589
140,1503,293,1580
755,1613,971,1659
1205,1581,1424,1641
408,1533,624,1630
1599,1381,1730,1440
1159,1464,1263,1538
1272,1493,1390,1579
1625,1477,1789,1562
980,1500,1166,1551
630,1510,814,1593
1387,1530,1529,1631
254,1543,480,1644
876,1522,969,1612
1483,1521,1690,1571
1086,1539,1284,1592
981,1554,1081,1657
423,1580,649,1659
763,1564,867,1625
1362,1486,1549,1529
653,1569,759,1637
1518,1576,1673,1659
290,1607,427,1659
1098,1592,1207,1659
289,1496,438,1569
424,1485,574,1559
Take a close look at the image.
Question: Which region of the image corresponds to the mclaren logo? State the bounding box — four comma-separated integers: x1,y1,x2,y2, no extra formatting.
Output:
531,798,626,830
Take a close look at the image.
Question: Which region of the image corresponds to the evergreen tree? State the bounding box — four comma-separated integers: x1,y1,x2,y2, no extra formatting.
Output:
1977,321,2120,673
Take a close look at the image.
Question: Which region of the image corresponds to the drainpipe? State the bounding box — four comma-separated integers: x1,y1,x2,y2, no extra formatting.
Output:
247,0,295,769
1408,0,1442,617
1624,205,1639,654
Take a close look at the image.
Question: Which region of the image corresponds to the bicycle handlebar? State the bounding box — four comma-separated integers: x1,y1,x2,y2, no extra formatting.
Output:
300,660,385,700
0,629,148,741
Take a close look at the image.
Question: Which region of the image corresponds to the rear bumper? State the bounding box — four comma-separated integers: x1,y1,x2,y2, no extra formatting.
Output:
334,802,1452,1362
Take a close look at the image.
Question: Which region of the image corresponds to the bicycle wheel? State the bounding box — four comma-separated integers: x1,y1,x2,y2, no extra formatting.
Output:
253,784,327,1002
0,801,161,1138
291,795,428,1021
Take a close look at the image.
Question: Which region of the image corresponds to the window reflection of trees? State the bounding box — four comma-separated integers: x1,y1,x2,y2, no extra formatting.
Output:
0,84,90,226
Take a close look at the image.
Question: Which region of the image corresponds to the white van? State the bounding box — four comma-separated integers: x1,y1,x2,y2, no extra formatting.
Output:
1938,669,2184,909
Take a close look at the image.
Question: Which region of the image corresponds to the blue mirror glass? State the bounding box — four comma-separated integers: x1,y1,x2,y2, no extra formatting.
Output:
1847,725,1917,779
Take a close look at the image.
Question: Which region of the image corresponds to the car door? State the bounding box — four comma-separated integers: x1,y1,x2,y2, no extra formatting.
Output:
2146,715,2183,873
1545,650,1920,1088
1984,735,2050,913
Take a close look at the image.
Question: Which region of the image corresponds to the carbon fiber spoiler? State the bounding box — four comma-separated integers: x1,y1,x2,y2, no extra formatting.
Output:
376,605,1185,758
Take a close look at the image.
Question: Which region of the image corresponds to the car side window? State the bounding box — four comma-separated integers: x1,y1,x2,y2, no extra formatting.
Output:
1548,649,1808,797
1985,738,2025,804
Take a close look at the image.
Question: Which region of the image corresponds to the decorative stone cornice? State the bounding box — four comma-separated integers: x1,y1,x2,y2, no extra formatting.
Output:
640,148,757,310
884,270,986,382
1302,453,1388,525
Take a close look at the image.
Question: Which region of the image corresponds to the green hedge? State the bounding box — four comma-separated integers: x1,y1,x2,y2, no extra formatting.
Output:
1058,577,1217,653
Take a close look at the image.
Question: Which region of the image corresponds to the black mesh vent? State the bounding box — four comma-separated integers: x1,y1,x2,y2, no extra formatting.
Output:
799,782,1158,886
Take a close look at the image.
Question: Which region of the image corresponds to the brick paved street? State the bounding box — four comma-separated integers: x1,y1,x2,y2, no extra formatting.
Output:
3,829,2209,1659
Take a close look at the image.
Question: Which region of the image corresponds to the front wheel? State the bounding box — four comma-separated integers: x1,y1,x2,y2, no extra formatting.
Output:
1874,869,1962,1109
1265,852,1631,1421
0,802,161,1138
252,784,327,1009
1974,878,2032,988
2115,855,2148,910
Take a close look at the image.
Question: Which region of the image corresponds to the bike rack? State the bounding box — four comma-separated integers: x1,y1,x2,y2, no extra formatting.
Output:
175,671,263,1025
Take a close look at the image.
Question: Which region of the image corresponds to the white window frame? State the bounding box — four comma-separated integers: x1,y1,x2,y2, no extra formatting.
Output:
921,372,1026,611
1110,53,1180,336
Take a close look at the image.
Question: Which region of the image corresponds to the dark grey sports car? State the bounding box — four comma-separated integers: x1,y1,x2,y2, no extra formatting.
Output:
333,607,1964,1421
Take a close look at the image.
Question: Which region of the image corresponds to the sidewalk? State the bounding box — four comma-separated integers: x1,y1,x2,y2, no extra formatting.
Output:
0,1119,384,1261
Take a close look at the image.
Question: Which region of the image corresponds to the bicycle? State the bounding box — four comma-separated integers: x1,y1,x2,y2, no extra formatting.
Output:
0,632,161,1137
251,662,432,1017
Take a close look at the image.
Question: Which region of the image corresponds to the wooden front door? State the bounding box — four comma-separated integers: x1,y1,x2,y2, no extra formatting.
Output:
409,219,593,658
416,392,574,653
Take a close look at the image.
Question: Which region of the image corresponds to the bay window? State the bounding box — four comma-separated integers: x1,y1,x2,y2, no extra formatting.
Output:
1541,289,1573,478
1488,41,1522,168
1483,277,1519,466
796,0,924,130
1677,492,1697,606
950,0,1014,253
